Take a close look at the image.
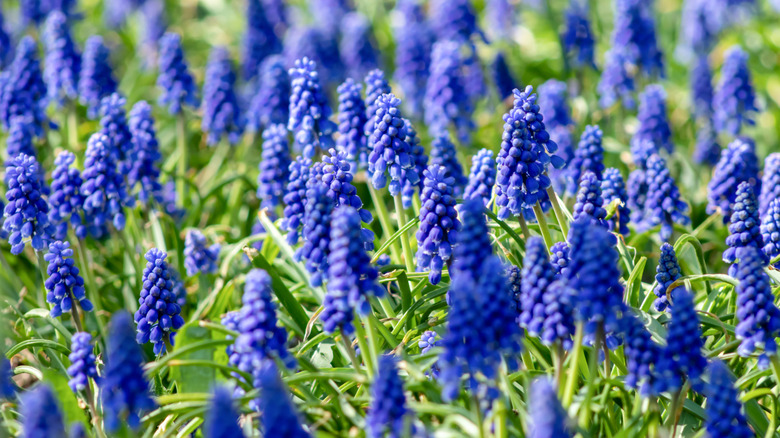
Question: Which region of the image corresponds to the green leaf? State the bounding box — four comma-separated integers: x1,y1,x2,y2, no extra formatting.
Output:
169,322,215,393
6,339,70,358
369,217,420,263
41,368,88,428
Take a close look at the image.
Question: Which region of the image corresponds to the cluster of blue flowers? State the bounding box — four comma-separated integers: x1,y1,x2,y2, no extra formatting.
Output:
134,248,185,355
184,230,220,277
415,165,461,285
67,332,98,393
3,153,53,254
44,240,92,317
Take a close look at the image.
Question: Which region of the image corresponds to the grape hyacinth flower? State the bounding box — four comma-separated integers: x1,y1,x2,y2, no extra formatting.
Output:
45,241,92,318
80,133,135,239
566,125,604,195
283,25,342,87
430,135,467,196
420,331,437,354
714,46,757,136
609,0,665,78
633,85,673,154
761,198,780,266
289,58,336,159
572,171,607,227
690,56,714,121
707,137,760,223
140,0,167,61
79,36,118,119
520,237,558,337
67,332,98,393
0,10,9,67
248,55,290,132
101,311,155,432
723,181,764,265
401,119,427,209
733,247,780,363
562,0,596,69
693,121,721,166
626,169,647,225
496,85,564,221
538,80,573,137
99,93,134,169
202,47,245,146
759,153,780,217
20,385,66,438
424,41,473,143
640,154,690,241
364,69,392,137
366,356,409,438
257,124,291,209
0,359,14,399
703,361,754,438
6,118,37,160
156,33,199,115
430,0,481,42
241,0,281,81
367,94,418,196
322,206,384,334
43,11,81,106
281,156,312,245
128,101,163,205
416,165,461,285
490,53,518,101
134,248,185,355
393,1,432,118
678,0,724,59
549,241,570,279
597,49,636,109
3,154,53,254
184,230,220,277
0,37,48,136
255,363,310,437
620,308,667,395
204,386,243,438
48,152,84,240
439,256,522,401
527,379,572,438
463,149,496,206
451,198,492,278
296,182,333,286
653,243,682,312
601,168,630,236
661,288,707,391
340,12,379,81
335,79,367,165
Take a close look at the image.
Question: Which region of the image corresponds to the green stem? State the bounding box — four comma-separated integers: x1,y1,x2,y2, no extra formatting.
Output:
364,315,381,369
579,323,603,428
473,395,487,438
353,319,374,376
532,203,554,249
517,214,531,240
393,194,416,274
341,335,361,374
176,113,189,207
546,186,569,238
368,185,400,261
562,323,585,407
76,238,106,337
36,250,47,307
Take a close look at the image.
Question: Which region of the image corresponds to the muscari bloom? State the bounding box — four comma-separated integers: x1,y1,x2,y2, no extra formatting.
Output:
707,137,760,223
714,46,757,136
419,331,437,354
3,154,53,254
128,101,163,205
296,182,333,286
653,243,682,312
6,117,37,161
204,386,243,438
79,36,118,119
486,0,515,40
703,361,754,438
562,0,596,69
242,0,281,81
257,123,291,209
538,79,573,141
283,25,342,87
724,181,764,265
288,57,336,158
463,149,496,206
202,47,245,146
620,308,668,395
45,241,92,318
364,69,392,137
694,120,721,166
490,53,518,101
527,378,572,438
340,12,379,81
101,311,155,432
633,85,673,154
640,154,690,241
661,288,707,391
322,206,384,334
761,198,780,266
496,85,564,221
549,241,570,279
0,359,15,399
184,230,220,277
393,0,432,118
134,248,185,355
678,0,725,60
430,0,481,42
0,37,48,136
733,247,780,364
416,165,461,285
626,168,647,225
67,332,98,393
759,153,780,217
156,33,199,115
0,9,9,66
48,152,84,240
248,55,290,132
451,198,492,278
566,126,604,195
99,93,134,170
691,55,715,121
43,11,81,106
520,237,559,337
367,356,409,438
20,384,66,438
424,40,473,143
281,156,312,244
573,171,607,227
335,78,367,165
255,363,310,437
367,93,418,196
80,133,135,239
430,135,467,196
439,255,522,401
400,119,427,209
601,168,630,236
611,0,664,77
597,49,636,109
